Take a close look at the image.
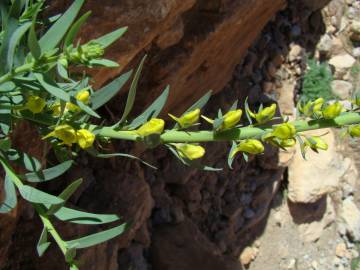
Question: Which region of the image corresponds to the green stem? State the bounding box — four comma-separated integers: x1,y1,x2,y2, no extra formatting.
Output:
99,112,360,143
0,63,34,84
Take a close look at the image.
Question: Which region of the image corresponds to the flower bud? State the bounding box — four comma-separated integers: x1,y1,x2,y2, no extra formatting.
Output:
322,102,343,119
306,136,328,151
67,89,90,112
279,138,297,148
349,125,360,137
175,144,205,160
25,96,46,114
271,123,296,140
222,109,242,129
136,118,165,136
169,109,200,128
248,104,277,124
83,42,104,59
76,129,95,149
231,139,264,157
43,124,77,146
301,98,324,117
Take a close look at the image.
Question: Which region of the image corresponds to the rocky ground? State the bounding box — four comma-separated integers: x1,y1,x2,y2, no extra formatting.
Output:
242,0,360,269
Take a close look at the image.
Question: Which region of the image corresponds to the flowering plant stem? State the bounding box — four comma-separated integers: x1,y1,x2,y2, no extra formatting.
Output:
99,112,360,143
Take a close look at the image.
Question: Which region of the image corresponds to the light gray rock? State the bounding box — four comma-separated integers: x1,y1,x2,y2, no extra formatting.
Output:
331,80,353,100
339,197,360,241
317,34,333,55
350,20,360,41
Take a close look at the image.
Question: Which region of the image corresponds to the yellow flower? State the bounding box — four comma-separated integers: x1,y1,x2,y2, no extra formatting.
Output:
305,136,328,151
25,96,46,114
169,108,200,128
76,129,95,149
271,123,296,140
136,118,165,136
175,144,205,160
349,125,360,137
43,125,77,146
202,109,242,131
322,102,343,119
301,98,324,117
248,104,277,124
231,139,264,157
67,89,90,112
279,138,297,148
222,109,242,129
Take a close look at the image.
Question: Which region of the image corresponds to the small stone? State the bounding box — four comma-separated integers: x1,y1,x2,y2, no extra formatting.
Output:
329,54,356,70
336,243,347,258
240,247,258,266
287,259,297,270
317,34,333,55
353,47,360,58
311,260,318,270
350,20,360,41
244,208,255,219
289,44,302,62
331,80,353,100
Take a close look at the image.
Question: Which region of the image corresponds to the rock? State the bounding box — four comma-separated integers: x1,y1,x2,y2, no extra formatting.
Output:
155,17,184,49
350,20,360,41
301,0,331,11
240,247,258,266
329,54,356,79
151,218,241,270
288,44,303,62
288,129,349,203
317,34,333,55
278,81,295,115
331,80,354,100
331,37,345,56
353,47,360,58
339,197,360,241
288,196,336,242
336,243,348,258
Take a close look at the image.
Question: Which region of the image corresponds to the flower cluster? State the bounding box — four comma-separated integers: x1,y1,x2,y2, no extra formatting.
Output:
43,125,95,149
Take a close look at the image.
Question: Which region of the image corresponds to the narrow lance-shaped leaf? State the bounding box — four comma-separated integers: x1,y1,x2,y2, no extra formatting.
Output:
227,141,237,169
53,206,120,225
91,70,132,110
128,85,170,129
0,175,17,213
64,11,91,48
93,27,128,48
66,223,127,249
24,160,73,183
47,179,83,215
19,185,64,205
37,226,51,257
118,55,146,125
27,3,43,59
0,20,31,73
39,0,85,52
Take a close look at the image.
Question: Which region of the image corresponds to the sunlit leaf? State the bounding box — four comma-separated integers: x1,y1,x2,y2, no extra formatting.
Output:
64,11,91,48
91,70,132,110
0,175,17,213
66,223,127,249
93,27,128,48
19,185,64,204
24,160,73,183
37,226,51,257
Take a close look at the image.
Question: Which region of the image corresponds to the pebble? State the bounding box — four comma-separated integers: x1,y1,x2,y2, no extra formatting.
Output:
335,243,347,258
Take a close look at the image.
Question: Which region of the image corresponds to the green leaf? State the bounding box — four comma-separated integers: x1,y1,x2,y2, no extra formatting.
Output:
19,185,64,204
35,73,100,118
27,3,42,59
65,248,77,263
9,0,26,18
128,85,170,129
88,59,119,68
0,175,17,213
185,90,212,114
53,206,120,225
22,152,41,172
91,70,132,110
39,0,84,52
0,20,31,73
0,138,11,151
24,160,73,183
64,11,91,48
37,226,51,257
227,141,237,169
93,27,128,48
118,55,146,124
87,148,157,169
47,179,82,215
66,223,127,249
